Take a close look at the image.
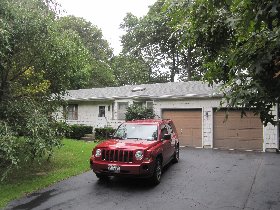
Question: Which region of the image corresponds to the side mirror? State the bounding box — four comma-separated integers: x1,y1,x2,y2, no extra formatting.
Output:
163,134,171,140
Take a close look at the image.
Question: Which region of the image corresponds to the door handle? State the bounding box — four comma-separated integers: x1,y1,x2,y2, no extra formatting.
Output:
180,129,183,135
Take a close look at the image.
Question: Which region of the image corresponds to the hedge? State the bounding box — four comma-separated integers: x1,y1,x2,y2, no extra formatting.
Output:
67,124,93,140
95,127,116,140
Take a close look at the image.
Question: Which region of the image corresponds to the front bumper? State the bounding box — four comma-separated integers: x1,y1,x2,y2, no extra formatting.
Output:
90,156,155,177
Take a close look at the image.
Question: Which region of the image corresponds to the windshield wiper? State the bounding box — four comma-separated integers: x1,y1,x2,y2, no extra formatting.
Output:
112,136,123,140
126,137,143,140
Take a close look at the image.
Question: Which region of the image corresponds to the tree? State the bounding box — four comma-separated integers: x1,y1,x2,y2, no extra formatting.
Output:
164,0,280,125
57,16,115,87
125,104,155,121
0,0,93,178
111,54,150,86
120,1,204,82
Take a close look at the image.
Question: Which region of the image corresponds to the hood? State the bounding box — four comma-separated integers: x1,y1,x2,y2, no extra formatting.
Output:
96,139,158,150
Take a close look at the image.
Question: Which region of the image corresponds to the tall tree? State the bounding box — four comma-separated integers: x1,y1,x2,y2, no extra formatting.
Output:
0,0,93,178
57,16,115,87
111,54,151,86
165,0,280,125
120,1,203,82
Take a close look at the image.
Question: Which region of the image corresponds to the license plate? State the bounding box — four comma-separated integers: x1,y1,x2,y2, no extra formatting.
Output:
108,164,120,173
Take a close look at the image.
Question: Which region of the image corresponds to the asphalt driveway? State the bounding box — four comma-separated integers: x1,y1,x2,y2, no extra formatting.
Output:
5,148,280,210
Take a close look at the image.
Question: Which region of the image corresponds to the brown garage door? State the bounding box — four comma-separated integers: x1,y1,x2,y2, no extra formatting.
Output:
162,109,202,147
214,110,263,151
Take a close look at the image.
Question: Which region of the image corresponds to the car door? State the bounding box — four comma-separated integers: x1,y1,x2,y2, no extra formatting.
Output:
168,122,178,153
166,123,177,159
160,124,173,164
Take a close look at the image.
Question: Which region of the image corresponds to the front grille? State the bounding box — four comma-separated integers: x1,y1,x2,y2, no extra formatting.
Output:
101,149,134,163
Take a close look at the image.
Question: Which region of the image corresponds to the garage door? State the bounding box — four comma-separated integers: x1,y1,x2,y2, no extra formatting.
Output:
214,110,263,151
162,109,202,147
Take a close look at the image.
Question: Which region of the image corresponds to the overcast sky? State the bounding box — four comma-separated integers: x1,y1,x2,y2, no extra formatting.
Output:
56,0,156,54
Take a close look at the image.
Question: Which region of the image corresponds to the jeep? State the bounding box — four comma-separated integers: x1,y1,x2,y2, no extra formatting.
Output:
90,119,179,185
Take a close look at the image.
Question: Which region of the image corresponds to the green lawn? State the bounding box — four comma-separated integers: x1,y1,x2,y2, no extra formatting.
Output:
0,139,97,209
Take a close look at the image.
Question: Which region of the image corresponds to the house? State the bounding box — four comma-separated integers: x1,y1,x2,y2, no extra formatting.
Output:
56,81,279,152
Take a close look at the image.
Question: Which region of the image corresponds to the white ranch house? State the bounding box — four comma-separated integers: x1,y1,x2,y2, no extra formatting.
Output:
56,81,279,152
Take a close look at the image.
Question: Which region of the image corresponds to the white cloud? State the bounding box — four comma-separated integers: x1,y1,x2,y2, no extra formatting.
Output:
56,0,156,54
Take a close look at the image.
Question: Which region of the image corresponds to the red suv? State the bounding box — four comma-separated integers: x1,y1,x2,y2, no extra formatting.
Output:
90,119,179,185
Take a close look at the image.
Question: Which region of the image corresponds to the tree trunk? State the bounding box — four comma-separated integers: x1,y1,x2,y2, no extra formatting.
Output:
187,47,192,80
170,52,176,82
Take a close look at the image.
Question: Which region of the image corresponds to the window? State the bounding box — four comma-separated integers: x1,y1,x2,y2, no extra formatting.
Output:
146,101,153,109
133,101,143,107
98,106,105,117
113,123,158,140
117,102,128,120
66,104,78,120
112,102,115,120
160,124,173,139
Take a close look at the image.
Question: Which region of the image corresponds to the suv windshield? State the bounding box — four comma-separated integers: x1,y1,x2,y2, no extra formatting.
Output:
113,123,158,140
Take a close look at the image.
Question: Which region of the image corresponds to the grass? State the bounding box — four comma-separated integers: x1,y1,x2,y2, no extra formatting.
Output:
0,139,97,209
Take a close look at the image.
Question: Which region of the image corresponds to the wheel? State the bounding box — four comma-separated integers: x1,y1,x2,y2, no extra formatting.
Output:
96,173,109,180
173,143,179,163
150,158,162,185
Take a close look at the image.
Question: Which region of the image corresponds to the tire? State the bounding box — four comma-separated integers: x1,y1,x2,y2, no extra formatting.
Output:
150,158,162,185
96,173,109,180
173,143,179,163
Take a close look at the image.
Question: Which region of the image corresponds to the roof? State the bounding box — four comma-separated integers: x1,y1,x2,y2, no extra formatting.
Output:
64,81,222,102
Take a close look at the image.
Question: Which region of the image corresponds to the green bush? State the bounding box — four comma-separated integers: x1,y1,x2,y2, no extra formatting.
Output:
0,100,62,181
53,121,71,138
125,104,155,121
67,124,93,140
95,127,116,140
0,122,19,180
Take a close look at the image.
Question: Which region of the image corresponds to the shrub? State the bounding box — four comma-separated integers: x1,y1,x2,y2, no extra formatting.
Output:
53,121,71,138
0,122,19,180
95,127,116,140
67,124,93,140
0,102,63,180
125,104,155,121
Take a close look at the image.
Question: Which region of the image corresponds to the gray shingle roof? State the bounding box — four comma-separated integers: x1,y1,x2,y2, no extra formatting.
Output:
64,81,222,101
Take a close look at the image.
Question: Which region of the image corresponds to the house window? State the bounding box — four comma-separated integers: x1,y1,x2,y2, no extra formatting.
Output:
133,101,143,107
98,106,105,117
146,101,153,109
67,104,78,120
117,102,128,120
112,102,115,120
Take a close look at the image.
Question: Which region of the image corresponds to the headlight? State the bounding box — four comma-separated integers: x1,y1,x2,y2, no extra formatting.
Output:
135,150,143,160
95,149,102,157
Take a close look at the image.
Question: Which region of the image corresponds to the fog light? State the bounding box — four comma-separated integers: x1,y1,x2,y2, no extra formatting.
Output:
143,165,149,171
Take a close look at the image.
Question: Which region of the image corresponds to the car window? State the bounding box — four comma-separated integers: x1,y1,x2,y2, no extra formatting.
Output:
113,123,158,140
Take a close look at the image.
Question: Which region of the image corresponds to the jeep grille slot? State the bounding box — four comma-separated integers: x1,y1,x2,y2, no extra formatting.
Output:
101,149,133,163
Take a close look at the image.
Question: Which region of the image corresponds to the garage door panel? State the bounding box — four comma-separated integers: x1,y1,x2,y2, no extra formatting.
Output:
238,129,262,139
163,110,202,147
214,110,263,151
248,140,262,150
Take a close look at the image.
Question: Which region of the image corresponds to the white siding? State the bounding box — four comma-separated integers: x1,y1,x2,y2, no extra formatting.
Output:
55,98,279,152
263,104,279,151
154,98,279,152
